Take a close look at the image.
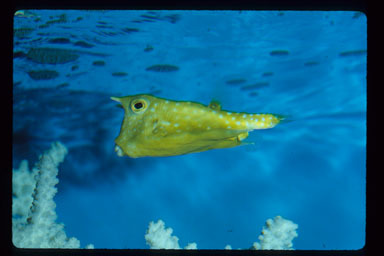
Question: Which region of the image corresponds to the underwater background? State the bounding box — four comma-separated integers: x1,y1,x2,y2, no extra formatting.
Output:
13,10,366,249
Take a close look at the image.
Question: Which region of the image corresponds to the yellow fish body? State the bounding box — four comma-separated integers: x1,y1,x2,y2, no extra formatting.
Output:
111,94,283,158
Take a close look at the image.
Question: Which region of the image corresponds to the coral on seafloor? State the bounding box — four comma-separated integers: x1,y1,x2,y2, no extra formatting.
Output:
145,217,298,250
12,141,298,249
12,142,94,249
145,220,197,249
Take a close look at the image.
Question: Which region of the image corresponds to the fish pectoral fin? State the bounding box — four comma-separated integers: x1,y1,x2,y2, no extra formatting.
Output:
152,124,168,137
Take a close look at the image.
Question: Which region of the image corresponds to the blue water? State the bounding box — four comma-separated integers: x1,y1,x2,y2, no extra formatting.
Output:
13,10,366,250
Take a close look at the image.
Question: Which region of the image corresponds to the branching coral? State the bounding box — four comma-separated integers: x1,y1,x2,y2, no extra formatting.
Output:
252,216,298,250
12,142,94,249
145,216,298,250
12,141,297,250
145,220,197,249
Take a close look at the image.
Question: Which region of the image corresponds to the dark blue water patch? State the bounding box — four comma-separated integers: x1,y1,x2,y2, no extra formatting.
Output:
13,51,26,59
92,60,106,66
112,72,128,77
13,87,117,173
56,82,70,89
146,64,179,72
13,81,22,87
27,70,59,80
144,45,154,52
48,37,71,44
339,49,366,57
73,40,95,48
240,82,270,91
163,14,181,24
269,49,290,56
140,14,162,21
26,47,79,64
304,61,320,67
135,12,181,24
225,79,247,85
96,24,115,29
121,27,140,33
14,27,34,38
262,71,274,77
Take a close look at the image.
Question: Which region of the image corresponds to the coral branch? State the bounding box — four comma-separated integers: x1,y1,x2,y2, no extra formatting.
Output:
12,142,94,249
145,216,298,250
145,220,197,249
252,216,298,250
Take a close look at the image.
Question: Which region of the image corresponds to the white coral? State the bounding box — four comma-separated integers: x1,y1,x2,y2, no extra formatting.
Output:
145,220,197,249
252,215,298,250
12,142,94,249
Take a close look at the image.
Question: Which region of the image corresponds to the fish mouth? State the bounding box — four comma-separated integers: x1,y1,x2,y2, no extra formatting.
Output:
114,145,124,157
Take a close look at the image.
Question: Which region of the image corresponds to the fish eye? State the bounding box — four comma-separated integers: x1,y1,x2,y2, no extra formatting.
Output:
130,98,148,113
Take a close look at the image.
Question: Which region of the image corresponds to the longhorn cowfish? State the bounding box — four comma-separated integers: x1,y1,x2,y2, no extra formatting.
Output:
111,94,283,158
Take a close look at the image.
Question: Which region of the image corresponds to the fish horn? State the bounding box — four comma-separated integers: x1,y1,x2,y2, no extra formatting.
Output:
110,96,122,103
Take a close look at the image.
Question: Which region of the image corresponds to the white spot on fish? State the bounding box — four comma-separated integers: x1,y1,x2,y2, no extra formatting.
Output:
225,120,229,124
165,101,169,104
227,112,232,115
150,108,155,112
227,126,231,129
173,108,177,112
219,114,223,118
242,114,247,118
262,117,265,121
174,123,179,127
207,126,211,130
236,121,241,125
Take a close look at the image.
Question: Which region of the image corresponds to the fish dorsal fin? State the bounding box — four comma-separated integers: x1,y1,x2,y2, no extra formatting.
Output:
208,100,221,111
